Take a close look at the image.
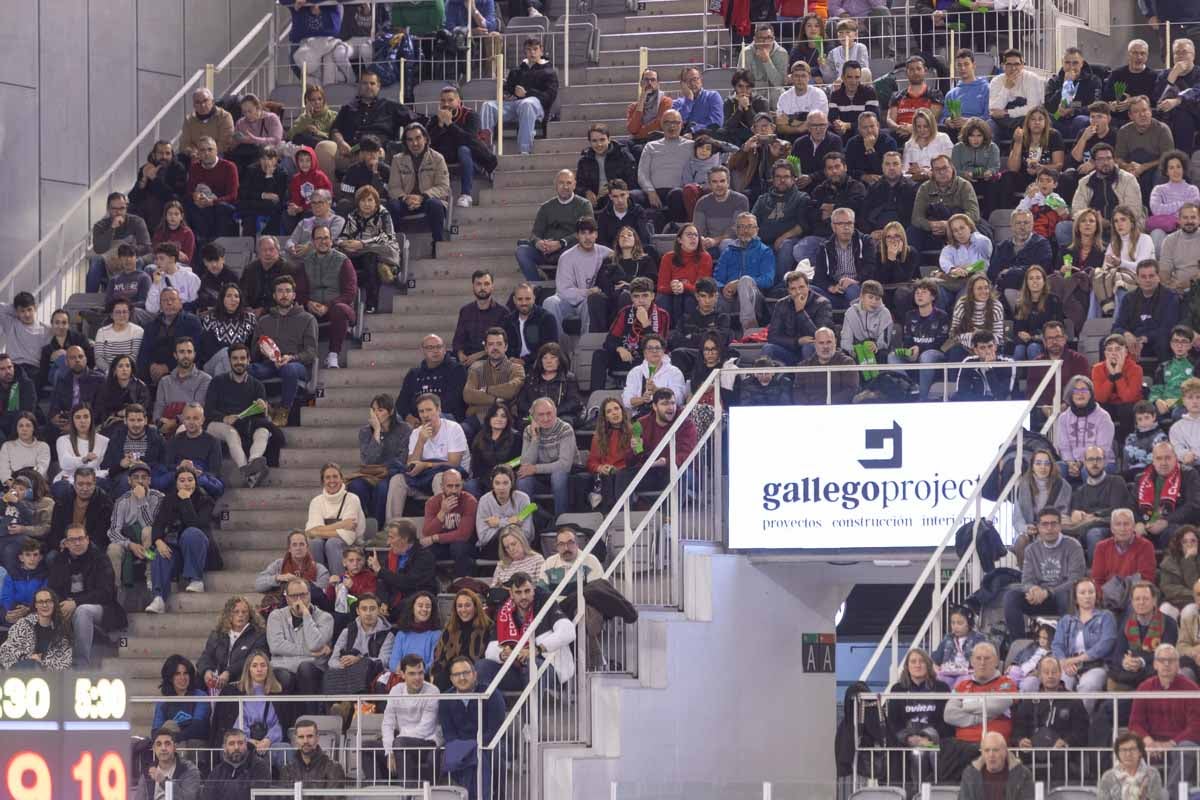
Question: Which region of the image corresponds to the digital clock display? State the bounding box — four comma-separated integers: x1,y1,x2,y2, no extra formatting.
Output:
0,673,129,800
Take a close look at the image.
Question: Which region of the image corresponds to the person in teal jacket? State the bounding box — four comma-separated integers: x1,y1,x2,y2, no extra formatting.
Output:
714,212,776,331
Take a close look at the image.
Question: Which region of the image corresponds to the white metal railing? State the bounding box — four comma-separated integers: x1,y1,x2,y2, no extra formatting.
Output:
854,689,1200,793
5,10,281,325
851,359,1064,687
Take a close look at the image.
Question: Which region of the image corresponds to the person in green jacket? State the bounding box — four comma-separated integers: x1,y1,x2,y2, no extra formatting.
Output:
1149,324,1199,419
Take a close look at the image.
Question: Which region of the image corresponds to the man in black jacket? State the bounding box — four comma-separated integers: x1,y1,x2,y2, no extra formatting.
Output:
480,37,559,155
862,151,918,239
811,208,878,309
576,124,639,210
324,68,413,176
99,404,167,497
202,729,271,800
396,334,468,425
0,354,36,439
333,135,390,215
596,180,655,255
430,86,498,206
279,719,346,788
763,270,834,364
368,519,437,617
205,344,281,488
806,153,868,242
1114,258,1181,361
48,522,127,665
48,469,114,554
505,283,559,367
128,139,188,231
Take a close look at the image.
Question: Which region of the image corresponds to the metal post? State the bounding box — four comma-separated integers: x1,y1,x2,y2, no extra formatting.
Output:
576,568,589,742
495,53,505,157
293,781,303,800
467,0,475,82
563,0,571,87
205,63,215,94
763,782,772,800
399,57,406,104
1007,7,1014,51
268,13,278,96
949,28,955,80
355,695,364,787
669,435,681,606
528,635,541,800
165,780,174,800
301,61,308,108
712,373,725,545
476,699,485,800
1167,22,1174,68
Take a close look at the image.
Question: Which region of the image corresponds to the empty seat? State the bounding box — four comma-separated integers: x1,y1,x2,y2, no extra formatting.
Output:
323,82,359,107
849,789,906,800
211,236,256,276
1078,317,1114,363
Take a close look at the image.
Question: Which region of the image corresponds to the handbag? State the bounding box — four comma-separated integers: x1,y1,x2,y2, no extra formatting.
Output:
322,656,376,694
324,494,348,526
347,464,389,487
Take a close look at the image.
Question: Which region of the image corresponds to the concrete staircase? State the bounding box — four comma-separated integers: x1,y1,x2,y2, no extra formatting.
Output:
120,0,723,732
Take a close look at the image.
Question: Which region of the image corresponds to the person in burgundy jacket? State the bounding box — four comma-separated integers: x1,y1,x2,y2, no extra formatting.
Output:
1091,509,1158,588
184,136,239,244
634,388,698,494
295,225,357,370
1129,642,1200,788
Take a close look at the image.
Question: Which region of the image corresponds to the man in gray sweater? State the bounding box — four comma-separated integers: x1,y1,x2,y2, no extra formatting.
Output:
0,294,49,380
267,578,334,702
515,169,594,281
543,218,613,338
694,165,749,260
251,275,319,425
517,397,578,516
1002,507,1085,636
637,110,693,227
1159,203,1200,293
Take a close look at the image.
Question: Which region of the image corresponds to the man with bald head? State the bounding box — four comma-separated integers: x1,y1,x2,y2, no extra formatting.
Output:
515,169,593,281
397,334,468,427
1135,441,1200,548
1130,643,1200,788
792,327,858,404
637,109,695,227
944,641,1018,746
957,731,1034,800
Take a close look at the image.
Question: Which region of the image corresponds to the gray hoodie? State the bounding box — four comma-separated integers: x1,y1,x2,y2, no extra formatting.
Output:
839,301,894,354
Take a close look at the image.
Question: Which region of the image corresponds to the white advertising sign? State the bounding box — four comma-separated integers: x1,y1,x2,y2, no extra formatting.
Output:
727,401,1027,550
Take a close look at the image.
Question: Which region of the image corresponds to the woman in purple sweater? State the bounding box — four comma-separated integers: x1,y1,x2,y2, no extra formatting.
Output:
1149,150,1200,252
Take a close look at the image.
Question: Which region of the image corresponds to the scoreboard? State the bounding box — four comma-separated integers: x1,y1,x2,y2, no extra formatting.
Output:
0,673,130,800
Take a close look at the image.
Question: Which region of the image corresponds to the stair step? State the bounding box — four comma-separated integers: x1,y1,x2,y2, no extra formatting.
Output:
558,83,640,103
278,446,360,467
598,46,706,69
318,386,416,408
312,365,409,388
214,529,306,550
302,406,381,426
532,136,591,154
112,657,171,680
559,99,640,121
548,118,626,138
478,186,555,206
407,256,516,278
600,30,722,48
362,328,456,351
389,295,483,315
218,487,321,510
347,347,440,369
118,635,220,659
640,0,718,13
623,12,724,32
451,221,533,240
220,507,319,529
583,63,698,83
128,612,225,638
493,168,565,188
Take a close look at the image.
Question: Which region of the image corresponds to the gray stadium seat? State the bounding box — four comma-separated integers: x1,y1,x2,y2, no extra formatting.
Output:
211,236,256,276
849,788,906,799
1078,317,1114,364
1046,789,1098,800
323,82,359,107
920,788,960,800
702,68,735,89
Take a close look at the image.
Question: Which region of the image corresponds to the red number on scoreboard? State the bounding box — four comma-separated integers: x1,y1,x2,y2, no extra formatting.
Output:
71,751,128,800
6,751,52,800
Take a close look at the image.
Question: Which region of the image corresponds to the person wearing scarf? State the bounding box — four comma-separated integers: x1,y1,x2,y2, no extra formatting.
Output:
1055,375,1117,482
1135,440,1200,548
1098,732,1163,800
1109,581,1178,689
591,278,672,394
254,530,331,610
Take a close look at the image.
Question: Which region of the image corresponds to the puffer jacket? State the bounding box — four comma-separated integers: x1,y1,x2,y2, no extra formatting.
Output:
1044,62,1103,116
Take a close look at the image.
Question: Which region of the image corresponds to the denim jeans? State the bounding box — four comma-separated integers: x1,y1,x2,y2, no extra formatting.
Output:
310,536,347,576
71,603,105,666
480,97,544,154
86,256,111,293
249,360,310,408
542,295,589,337
515,243,559,281
456,145,477,195
347,476,389,530
761,341,814,365
811,282,862,310
518,470,570,516
151,527,209,598
887,348,946,399
1011,341,1044,361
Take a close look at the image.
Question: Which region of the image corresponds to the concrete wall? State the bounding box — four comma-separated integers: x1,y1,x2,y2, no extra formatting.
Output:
0,0,275,284
550,551,852,800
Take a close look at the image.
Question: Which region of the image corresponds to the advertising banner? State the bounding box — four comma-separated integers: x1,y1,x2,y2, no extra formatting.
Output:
728,401,1027,550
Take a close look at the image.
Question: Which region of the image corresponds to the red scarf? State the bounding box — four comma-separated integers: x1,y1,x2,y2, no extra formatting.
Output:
618,304,665,355
495,598,529,645
281,552,318,584
1137,463,1182,519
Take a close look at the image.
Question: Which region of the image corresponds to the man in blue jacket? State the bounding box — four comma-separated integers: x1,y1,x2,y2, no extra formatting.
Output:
714,213,776,331
672,67,724,133
439,656,507,800
1,539,47,618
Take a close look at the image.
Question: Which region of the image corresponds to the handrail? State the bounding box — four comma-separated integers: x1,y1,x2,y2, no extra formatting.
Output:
482,366,722,749
856,359,1063,684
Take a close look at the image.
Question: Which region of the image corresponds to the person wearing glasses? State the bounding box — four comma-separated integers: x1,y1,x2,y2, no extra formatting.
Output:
88,192,151,293
987,49,1045,143
266,577,334,704
626,69,674,142
1001,507,1085,639
1128,643,1200,789
1097,731,1162,800
47,522,126,666
439,656,507,799
0,586,72,670
387,122,451,247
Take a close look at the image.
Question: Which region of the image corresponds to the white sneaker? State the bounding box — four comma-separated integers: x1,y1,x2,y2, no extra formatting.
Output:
145,596,165,614
185,580,205,593
456,194,474,208
325,352,340,369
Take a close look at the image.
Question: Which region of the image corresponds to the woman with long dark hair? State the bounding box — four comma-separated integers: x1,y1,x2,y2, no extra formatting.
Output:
151,200,196,264
0,587,72,670
145,465,216,615
475,464,534,559
586,398,636,511
94,298,144,373
386,591,443,671
656,223,712,326
467,403,522,498
0,412,50,485
93,354,151,432
517,343,583,427
38,308,94,390
151,654,211,746
198,283,257,373
592,226,658,328
53,404,108,501
1010,449,1072,563
1010,266,1064,360
430,588,494,689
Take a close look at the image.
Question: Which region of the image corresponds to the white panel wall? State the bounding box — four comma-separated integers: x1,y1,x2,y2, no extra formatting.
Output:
562,554,848,800
2,0,274,275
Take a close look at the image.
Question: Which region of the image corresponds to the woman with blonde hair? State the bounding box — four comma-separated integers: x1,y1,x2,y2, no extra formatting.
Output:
902,108,953,182
935,214,993,311
1049,208,1104,332
197,595,267,692
492,524,546,587
210,648,296,765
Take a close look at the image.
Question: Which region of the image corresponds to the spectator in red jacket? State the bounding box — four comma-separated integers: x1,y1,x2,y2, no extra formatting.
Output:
655,224,713,327
1129,643,1200,788
285,146,333,234
1092,333,1145,440
184,137,239,245
419,468,478,579
1092,508,1158,587
635,388,697,494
